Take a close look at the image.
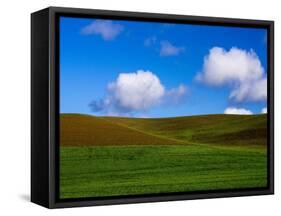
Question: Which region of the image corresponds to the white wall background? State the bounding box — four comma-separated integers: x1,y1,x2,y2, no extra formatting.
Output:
0,0,279,214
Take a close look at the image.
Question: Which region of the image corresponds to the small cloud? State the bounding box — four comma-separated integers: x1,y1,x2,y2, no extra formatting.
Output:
165,84,188,104
196,47,267,102
160,41,185,56
89,70,188,116
109,70,165,111
89,70,165,115
261,107,267,114
224,107,253,115
81,20,123,40
137,114,150,118
144,36,157,47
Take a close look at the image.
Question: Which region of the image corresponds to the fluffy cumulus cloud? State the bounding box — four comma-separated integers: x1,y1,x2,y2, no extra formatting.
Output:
81,20,123,40
160,41,185,56
229,78,267,102
108,71,165,111
224,107,253,115
261,107,267,114
196,47,267,102
89,70,187,115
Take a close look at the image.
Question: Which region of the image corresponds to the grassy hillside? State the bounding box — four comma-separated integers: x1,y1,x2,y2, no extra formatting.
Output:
60,113,267,147
60,114,183,146
60,145,267,198
105,114,267,147
60,113,267,199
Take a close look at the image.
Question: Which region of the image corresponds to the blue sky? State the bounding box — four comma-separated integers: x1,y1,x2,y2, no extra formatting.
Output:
60,16,267,117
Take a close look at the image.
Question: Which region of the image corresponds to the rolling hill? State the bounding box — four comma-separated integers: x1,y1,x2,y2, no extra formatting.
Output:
60,114,183,146
60,113,267,147
60,113,267,198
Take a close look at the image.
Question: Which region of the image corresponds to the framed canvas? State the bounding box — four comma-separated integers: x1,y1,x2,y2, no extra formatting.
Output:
31,6,274,208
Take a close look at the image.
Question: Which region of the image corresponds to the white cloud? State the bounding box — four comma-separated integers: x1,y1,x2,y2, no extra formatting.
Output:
229,77,267,102
165,84,188,104
160,41,185,56
108,70,165,111
197,47,264,85
89,70,188,115
224,107,253,115
196,47,267,102
261,107,267,114
81,20,123,40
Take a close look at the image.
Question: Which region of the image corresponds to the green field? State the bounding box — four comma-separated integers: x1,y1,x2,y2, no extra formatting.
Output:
60,113,267,199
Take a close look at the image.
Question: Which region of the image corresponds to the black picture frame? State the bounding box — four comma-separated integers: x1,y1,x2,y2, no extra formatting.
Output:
31,6,274,209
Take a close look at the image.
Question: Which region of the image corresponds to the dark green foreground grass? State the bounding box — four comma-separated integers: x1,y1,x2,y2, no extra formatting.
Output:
60,145,267,198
